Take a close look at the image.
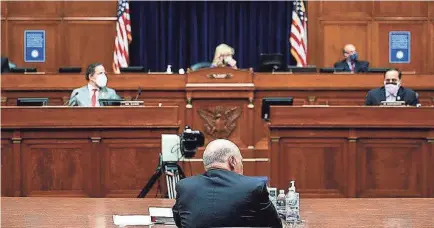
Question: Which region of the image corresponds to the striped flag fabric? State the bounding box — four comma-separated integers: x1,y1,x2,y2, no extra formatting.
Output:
113,0,132,74
290,0,308,67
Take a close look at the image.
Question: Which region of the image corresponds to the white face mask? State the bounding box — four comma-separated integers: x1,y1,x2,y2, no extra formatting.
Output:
96,74,108,88
384,82,400,95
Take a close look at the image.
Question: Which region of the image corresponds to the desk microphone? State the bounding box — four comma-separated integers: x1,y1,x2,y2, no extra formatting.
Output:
134,87,142,101
64,91,79,106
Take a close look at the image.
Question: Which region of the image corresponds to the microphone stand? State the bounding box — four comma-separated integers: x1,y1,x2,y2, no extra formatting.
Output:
64,92,79,106
134,87,142,101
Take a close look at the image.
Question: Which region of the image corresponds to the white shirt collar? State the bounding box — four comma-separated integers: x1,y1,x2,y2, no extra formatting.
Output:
87,83,99,91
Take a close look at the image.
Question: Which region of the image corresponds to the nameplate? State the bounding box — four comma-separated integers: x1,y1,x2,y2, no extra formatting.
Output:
207,73,233,79
24,72,45,75
120,101,144,106
333,72,354,75
302,105,330,107
380,101,406,106
186,83,254,87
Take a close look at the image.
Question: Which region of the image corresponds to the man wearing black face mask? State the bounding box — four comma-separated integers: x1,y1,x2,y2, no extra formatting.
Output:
334,44,369,73
365,68,419,106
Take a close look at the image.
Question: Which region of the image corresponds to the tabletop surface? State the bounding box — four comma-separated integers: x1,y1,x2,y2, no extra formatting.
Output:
2,197,434,228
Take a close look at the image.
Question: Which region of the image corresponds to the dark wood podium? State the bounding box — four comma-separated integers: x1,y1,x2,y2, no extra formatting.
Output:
1,106,179,197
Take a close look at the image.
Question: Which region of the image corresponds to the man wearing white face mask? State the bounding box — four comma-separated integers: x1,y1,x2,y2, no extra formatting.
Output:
365,68,419,106
68,63,121,107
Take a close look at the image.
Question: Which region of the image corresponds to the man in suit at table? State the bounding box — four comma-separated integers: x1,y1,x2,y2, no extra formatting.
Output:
365,68,419,106
172,139,282,228
68,63,121,106
334,44,369,73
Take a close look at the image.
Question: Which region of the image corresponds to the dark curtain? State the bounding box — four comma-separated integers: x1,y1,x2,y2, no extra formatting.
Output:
130,1,295,72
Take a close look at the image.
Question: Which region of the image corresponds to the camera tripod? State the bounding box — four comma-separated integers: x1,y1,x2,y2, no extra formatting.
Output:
137,158,186,199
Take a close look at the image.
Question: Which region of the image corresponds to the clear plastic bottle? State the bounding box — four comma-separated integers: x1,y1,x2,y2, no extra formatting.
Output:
276,189,286,219
285,180,300,223
166,65,173,74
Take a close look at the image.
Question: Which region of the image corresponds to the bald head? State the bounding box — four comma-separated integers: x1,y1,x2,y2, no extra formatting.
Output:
344,44,356,53
343,44,357,61
203,139,243,174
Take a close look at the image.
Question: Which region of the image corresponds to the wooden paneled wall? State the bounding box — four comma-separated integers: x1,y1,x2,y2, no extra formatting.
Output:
2,1,433,74
307,1,434,73
0,1,117,73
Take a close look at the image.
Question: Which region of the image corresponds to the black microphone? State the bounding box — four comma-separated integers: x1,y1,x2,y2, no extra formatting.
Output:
134,87,142,101
64,91,79,106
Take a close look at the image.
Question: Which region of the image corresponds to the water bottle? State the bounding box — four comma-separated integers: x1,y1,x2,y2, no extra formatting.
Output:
166,65,173,74
276,189,286,219
285,180,300,223
267,187,277,208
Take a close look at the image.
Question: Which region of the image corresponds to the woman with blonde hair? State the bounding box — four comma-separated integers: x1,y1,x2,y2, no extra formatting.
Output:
211,43,237,69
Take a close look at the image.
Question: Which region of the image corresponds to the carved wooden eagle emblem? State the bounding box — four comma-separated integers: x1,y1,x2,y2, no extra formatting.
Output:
197,106,242,138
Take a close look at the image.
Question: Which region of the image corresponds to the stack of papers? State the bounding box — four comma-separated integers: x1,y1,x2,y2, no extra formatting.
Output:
112,215,152,227
149,207,175,225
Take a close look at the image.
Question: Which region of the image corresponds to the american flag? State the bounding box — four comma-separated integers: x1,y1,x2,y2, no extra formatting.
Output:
113,0,132,74
290,0,308,67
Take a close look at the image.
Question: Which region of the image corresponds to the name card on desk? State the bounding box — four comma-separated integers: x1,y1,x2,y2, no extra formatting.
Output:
24,72,45,75
380,101,406,106
302,105,330,107
120,101,144,106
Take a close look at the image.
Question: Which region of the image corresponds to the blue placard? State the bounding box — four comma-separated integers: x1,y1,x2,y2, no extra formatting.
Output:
389,31,410,64
24,30,46,62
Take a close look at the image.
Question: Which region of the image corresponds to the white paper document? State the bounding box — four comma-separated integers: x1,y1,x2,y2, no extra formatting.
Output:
112,215,152,227
149,207,173,218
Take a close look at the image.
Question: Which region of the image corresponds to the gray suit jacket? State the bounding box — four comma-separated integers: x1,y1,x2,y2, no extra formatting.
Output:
68,85,121,106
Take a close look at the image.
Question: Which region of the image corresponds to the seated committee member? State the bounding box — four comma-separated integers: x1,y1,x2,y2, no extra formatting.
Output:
365,68,419,106
211,43,238,69
172,139,282,228
334,44,369,73
68,63,120,106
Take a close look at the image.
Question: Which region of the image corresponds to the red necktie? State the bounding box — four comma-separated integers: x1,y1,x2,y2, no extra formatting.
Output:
91,89,97,107
351,63,355,72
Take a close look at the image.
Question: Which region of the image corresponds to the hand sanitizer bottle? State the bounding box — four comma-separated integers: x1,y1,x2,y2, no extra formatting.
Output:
285,180,300,223
166,65,173,74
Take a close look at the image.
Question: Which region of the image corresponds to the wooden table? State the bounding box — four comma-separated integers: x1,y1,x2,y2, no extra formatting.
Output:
2,197,434,228
269,106,434,198
1,197,175,228
2,72,434,107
